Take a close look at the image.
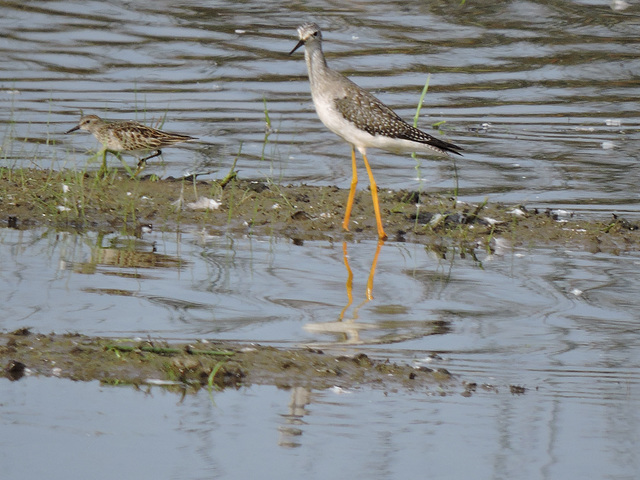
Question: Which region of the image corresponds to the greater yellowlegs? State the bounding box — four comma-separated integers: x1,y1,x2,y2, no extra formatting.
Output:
65,114,196,176
290,23,463,240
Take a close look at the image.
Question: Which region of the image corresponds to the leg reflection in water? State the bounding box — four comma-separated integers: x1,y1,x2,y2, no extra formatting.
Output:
304,240,384,344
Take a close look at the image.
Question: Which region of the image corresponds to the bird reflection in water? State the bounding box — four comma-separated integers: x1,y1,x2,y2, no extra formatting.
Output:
304,240,384,344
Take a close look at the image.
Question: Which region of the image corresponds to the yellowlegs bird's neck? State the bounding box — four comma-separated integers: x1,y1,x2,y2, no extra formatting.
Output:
303,37,330,92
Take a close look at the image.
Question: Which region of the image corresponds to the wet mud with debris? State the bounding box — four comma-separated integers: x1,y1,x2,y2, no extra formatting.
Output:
0,329,467,394
1,168,638,393
1,168,639,253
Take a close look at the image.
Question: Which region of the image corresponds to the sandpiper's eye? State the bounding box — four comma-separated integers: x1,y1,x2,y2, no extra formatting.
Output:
312,31,319,37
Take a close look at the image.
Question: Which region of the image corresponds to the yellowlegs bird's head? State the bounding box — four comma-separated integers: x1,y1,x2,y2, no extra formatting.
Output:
65,114,103,135
289,22,322,55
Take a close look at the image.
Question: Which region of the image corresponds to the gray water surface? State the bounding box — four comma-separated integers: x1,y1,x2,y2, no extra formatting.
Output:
2,375,638,479
1,226,640,478
1,0,639,208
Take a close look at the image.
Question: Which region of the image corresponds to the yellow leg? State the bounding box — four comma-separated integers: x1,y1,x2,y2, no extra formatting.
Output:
342,147,358,232
362,152,388,241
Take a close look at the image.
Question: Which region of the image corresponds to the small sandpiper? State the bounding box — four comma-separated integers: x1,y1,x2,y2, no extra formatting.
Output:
290,23,463,240
65,114,196,176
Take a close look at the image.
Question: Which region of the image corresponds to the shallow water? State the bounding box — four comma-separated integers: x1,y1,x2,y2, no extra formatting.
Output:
2,0,640,478
2,376,638,479
2,226,640,478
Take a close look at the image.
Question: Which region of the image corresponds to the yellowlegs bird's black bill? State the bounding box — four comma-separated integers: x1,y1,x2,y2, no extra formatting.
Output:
65,124,80,134
289,39,305,55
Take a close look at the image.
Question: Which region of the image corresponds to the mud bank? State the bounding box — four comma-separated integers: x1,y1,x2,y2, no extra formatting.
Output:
0,329,483,395
1,168,638,252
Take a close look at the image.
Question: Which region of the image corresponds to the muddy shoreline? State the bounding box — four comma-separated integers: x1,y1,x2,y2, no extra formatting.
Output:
1,168,639,252
1,329,475,394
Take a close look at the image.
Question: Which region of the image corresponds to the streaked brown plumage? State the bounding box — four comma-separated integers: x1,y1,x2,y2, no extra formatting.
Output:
66,114,195,175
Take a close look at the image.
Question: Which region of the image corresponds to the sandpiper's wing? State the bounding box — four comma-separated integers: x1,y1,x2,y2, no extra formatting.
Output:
119,121,196,149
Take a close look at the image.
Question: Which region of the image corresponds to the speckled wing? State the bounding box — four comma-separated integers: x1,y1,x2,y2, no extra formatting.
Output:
120,122,195,149
334,88,462,156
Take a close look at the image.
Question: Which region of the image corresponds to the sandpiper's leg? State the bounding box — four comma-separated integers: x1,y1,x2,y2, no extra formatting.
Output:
133,158,146,177
362,152,388,241
137,150,161,168
342,146,359,232
97,148,109,177
134,150,161,177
